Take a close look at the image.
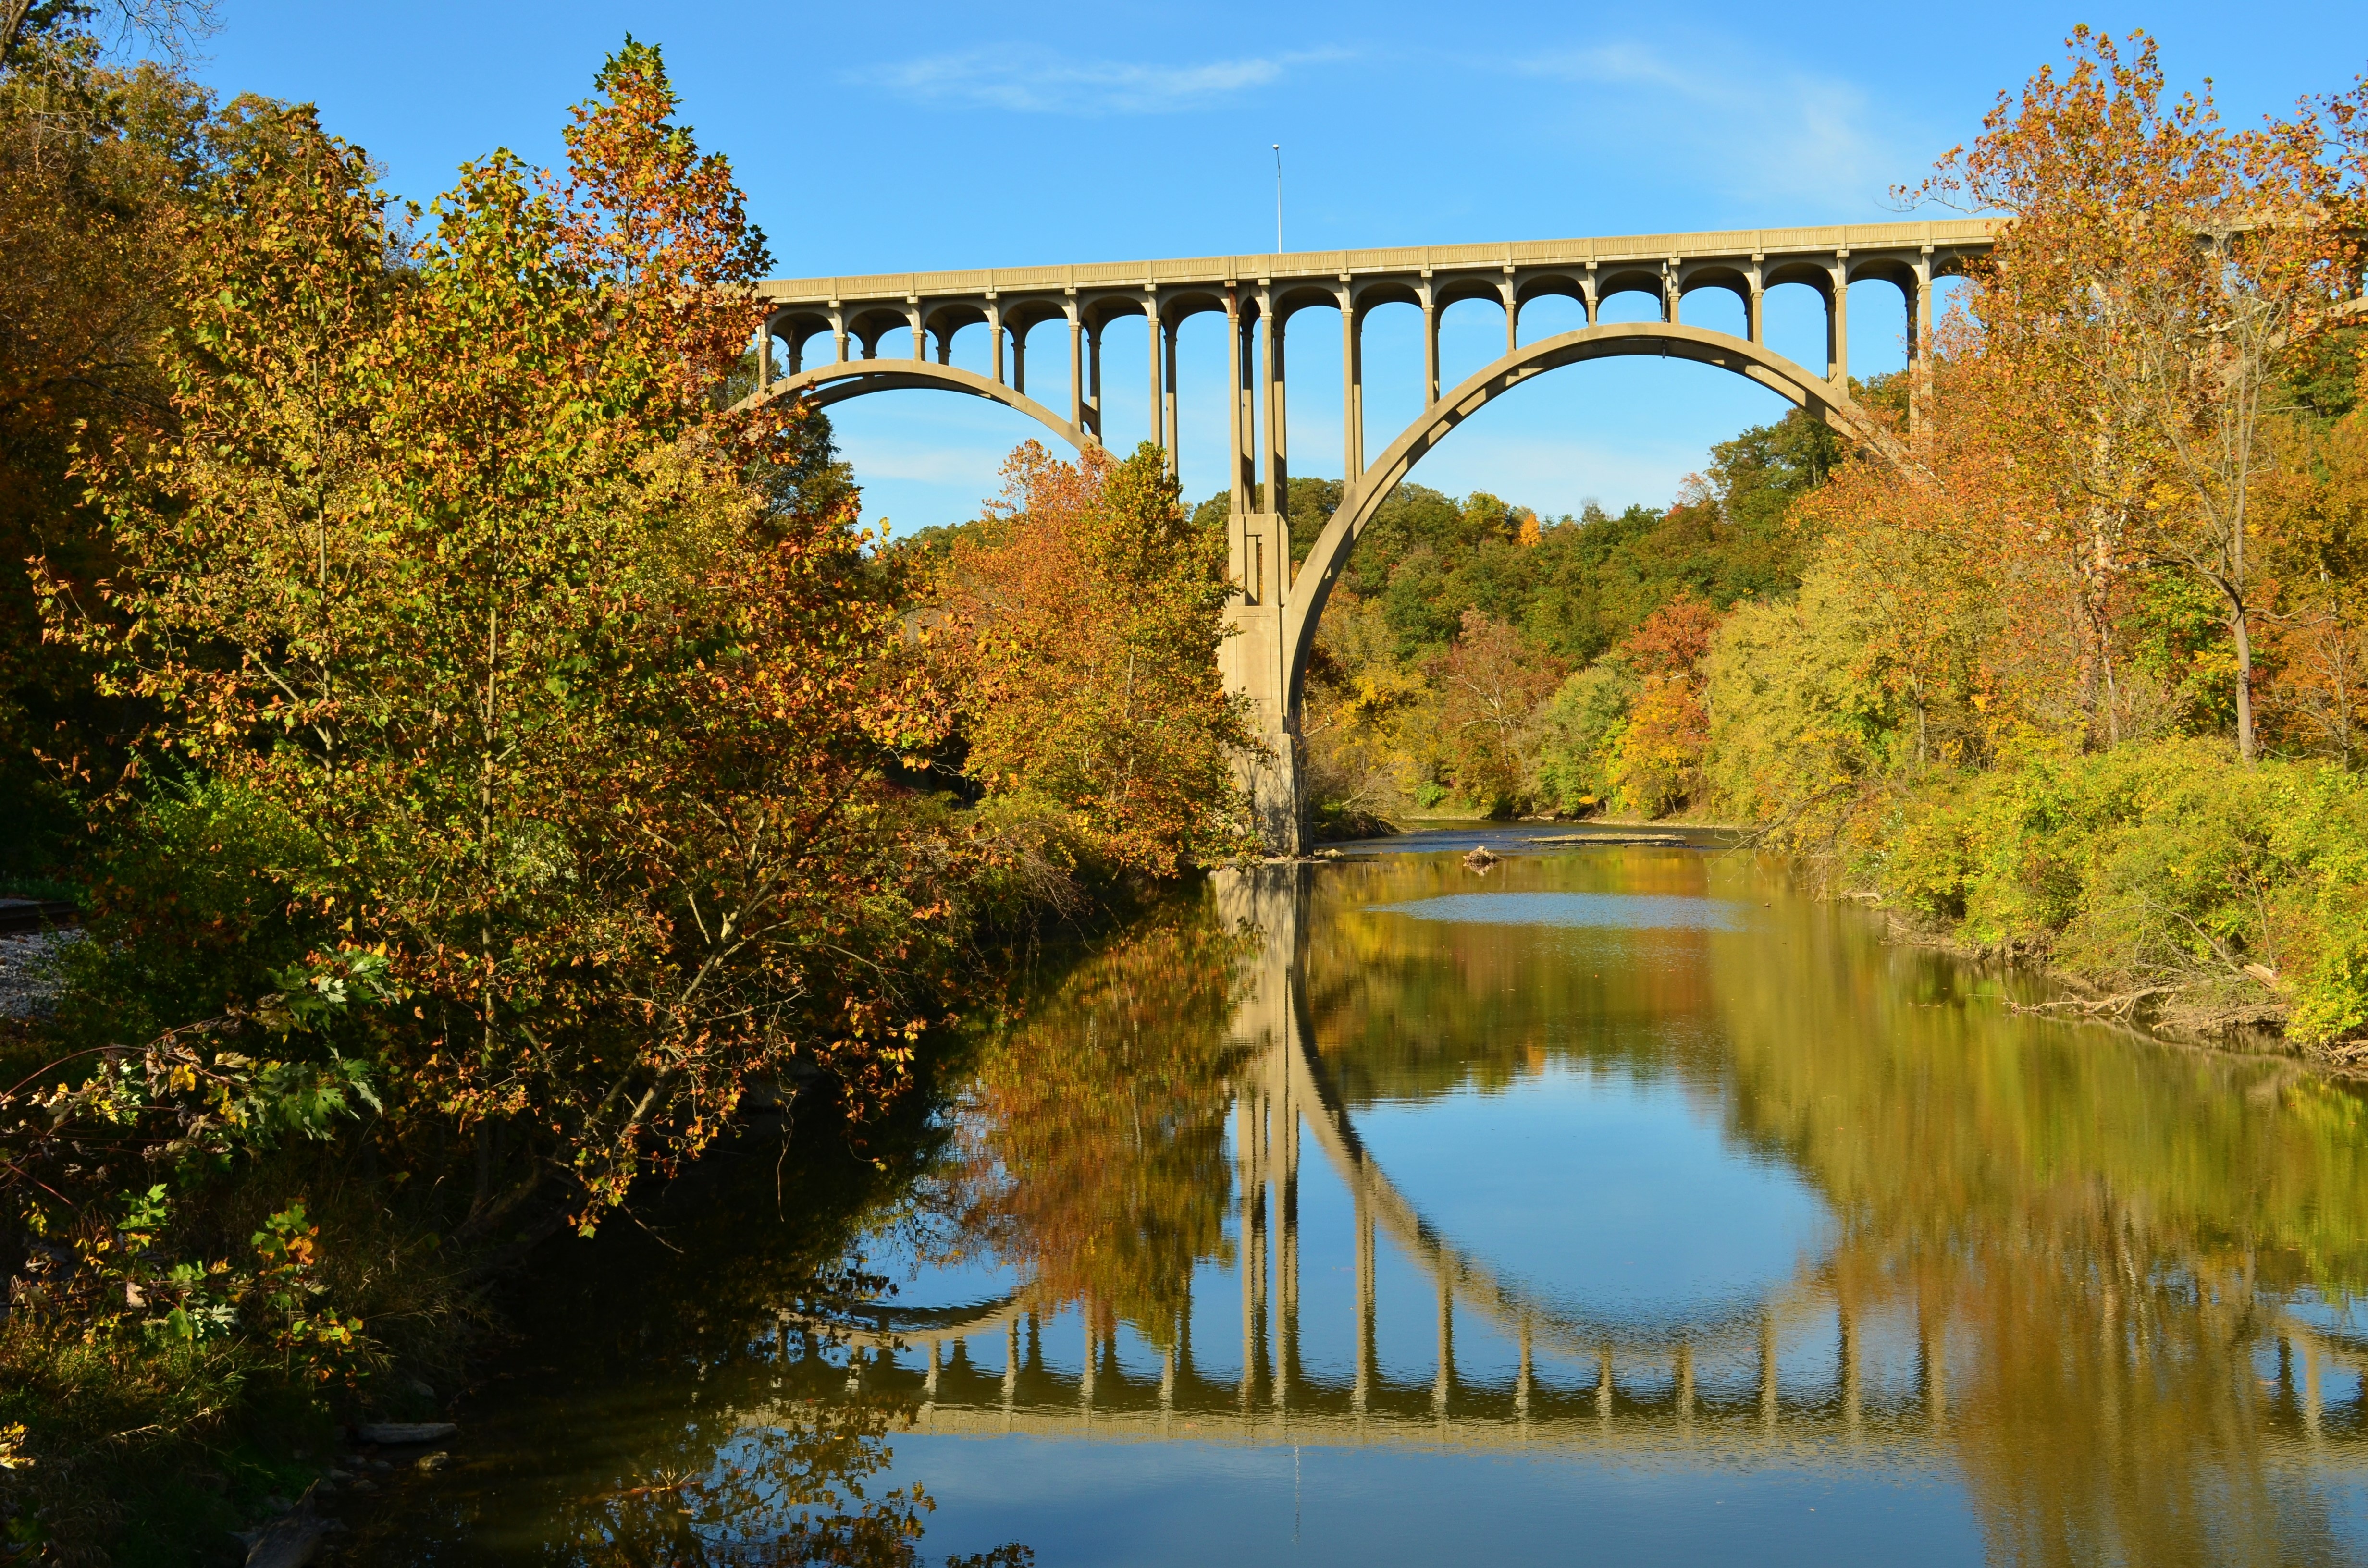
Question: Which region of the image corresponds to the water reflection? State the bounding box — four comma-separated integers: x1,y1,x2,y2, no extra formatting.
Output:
1366,891,1747,930
837,850,2368,1566
370,841,2368,1567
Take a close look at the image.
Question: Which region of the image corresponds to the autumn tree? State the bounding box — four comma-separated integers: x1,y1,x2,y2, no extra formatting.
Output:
0,25,215,875
41,40,946,1226
1426,609,1565,814
929,440,1252,877
1916,28,2365,760
1603,593,1720,816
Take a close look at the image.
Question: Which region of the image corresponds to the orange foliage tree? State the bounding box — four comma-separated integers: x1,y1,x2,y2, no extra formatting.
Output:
1911,28,2367,759
928,441,1252,877
1608,592,1720,816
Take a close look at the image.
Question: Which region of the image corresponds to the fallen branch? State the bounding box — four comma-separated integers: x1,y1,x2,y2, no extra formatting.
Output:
2008,984,2183,1019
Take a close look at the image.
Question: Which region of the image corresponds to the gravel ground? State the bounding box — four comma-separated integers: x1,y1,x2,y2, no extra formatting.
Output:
0,928,84,1020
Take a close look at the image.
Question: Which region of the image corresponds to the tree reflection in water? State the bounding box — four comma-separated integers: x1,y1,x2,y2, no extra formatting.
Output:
344,1114,1037,1567
923,851,2368,1566
926,905,1258,1345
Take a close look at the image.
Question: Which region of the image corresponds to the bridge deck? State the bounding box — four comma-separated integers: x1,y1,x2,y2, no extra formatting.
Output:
757,219,2001,306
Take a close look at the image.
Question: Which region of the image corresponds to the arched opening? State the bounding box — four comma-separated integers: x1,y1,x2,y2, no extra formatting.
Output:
1434,280,1510,396
744,361,1089,538
1594,285,1665,325
1515,291,1588,349
1758,280,1832,377
1352,297,1429,488
1677,285,1749,340
1284,322,1875,710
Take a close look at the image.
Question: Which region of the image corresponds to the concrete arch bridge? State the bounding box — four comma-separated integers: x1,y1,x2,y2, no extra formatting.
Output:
747,868,2368,1462
742,220,2000,853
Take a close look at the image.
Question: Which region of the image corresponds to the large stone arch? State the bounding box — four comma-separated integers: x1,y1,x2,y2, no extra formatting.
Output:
1280,320,1891,710
748,359,1092,454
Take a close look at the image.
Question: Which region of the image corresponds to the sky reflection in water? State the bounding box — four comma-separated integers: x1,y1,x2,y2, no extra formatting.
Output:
1365,890,1747,930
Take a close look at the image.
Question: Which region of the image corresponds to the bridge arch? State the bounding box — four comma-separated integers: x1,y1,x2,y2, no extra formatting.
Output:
750,358,1092,455
1280,320,1888,710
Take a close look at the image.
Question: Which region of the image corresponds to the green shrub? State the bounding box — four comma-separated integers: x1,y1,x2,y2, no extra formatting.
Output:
1869,741,2368,1045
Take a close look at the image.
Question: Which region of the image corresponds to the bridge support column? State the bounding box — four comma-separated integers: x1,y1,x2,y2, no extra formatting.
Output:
1919,1307,1946,1429
1221,582,1302,855
1274,1035,1299,1412
1221,287,1303,853
753,322,771,395
1760,1311,1778,1431
1420,280,1440,406
1161,318,1181,476
1145,292,1160,450
988,301,1005,385
1067,303,1083,430
1237,1073,1267,1412
1675,1341,1694,1430
1517,1320,1533,1429
1433,1270,1454,1419
1159,1337,1175,1434
2300,1334,2324,1443
1827,259,1850,385
1340,288,1363,480
1085,317,1104,442
1259,287,1288,517
1354,1182,1375,1420
1002,1317,1019,1426
1838,1300,1861,1433
1910,251,1934,440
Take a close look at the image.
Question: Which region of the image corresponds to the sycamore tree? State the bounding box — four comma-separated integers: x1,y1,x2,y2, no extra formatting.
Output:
927,440,1252,879
1916,29,2367,760
37,41,947,1228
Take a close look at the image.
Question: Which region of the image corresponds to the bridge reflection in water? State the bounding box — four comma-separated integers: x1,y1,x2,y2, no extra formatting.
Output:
756,861,2368,1469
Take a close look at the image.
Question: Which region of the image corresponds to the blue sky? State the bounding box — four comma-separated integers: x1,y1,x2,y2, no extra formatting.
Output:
193,2,2366,533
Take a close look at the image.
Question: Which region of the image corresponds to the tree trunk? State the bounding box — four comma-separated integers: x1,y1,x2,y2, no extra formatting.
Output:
0,0,35,66
2232,600,2257,763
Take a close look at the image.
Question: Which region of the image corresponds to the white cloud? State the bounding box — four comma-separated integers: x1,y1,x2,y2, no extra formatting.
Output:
870,45,1346,116
1515,44,1702,98
1510,41,1894,209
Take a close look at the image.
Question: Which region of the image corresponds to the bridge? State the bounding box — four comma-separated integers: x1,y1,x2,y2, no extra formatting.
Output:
741,221,2001,852
743,865,2368,1464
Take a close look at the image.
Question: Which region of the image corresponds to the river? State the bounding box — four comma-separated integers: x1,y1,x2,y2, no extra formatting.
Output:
350,828,2368,1566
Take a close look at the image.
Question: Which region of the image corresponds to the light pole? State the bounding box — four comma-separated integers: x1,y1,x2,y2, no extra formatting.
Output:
1273,143,1283,254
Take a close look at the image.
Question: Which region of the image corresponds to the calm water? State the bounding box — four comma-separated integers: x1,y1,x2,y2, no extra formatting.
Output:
358,830,2368,1567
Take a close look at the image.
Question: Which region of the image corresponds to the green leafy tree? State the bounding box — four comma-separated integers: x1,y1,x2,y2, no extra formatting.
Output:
40,40,948,1226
